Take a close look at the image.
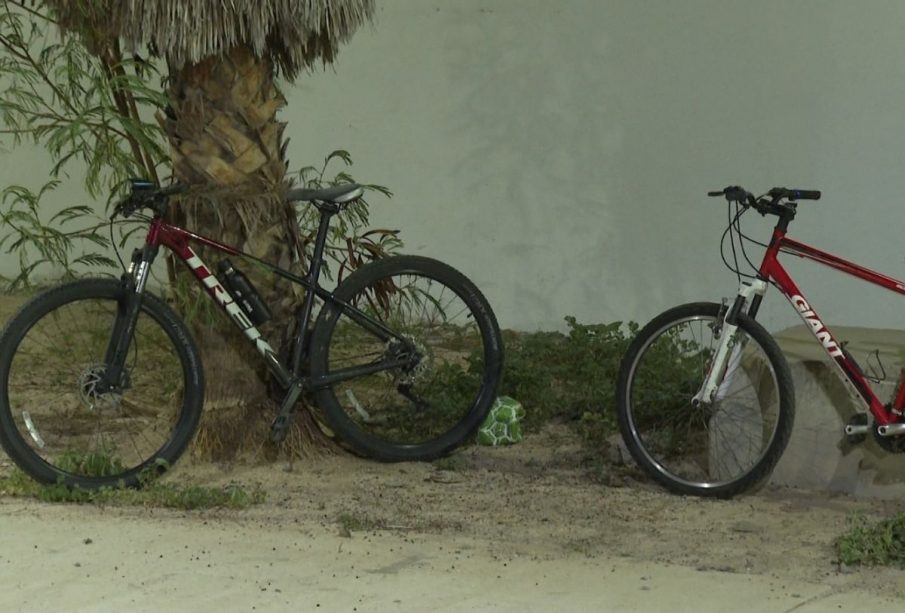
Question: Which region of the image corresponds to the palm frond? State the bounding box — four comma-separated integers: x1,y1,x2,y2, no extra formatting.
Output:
41,0,376,79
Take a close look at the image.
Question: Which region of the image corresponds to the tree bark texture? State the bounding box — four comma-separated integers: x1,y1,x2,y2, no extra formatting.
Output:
158,45,336,460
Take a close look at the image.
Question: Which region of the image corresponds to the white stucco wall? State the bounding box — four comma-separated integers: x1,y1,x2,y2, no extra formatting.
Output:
4,1,905,333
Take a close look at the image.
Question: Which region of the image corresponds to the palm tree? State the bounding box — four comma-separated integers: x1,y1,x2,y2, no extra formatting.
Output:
42,0,376,458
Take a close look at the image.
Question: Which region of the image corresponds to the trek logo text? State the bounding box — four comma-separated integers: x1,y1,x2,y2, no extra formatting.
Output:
185,249,276,356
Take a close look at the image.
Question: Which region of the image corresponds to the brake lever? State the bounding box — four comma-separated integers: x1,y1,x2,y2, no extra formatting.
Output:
111,183,187,221
110,197,129,220
713,186,752,206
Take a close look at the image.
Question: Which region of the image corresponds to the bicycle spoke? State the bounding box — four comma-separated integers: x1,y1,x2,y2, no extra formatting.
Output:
320,263,494,450
5,293,190,481
625,313,782,489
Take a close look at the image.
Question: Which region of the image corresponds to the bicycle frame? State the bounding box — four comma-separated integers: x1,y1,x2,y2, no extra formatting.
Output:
711,223,905,427
116,211,413,395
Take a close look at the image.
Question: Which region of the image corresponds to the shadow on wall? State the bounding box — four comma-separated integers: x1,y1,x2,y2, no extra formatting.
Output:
442,4,626,329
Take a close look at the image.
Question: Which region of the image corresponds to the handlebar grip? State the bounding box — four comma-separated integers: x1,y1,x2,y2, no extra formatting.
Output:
789,189,821,201
708,186,747,199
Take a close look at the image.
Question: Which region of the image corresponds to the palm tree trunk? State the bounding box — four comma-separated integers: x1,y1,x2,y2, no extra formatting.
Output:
159,44,336,460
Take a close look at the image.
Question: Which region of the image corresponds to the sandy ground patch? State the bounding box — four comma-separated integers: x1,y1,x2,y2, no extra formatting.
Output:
2,425,904,611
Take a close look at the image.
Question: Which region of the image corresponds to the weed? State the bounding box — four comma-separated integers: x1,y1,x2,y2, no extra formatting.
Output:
0,469,265,510
434,316,704,463
55,450,126,478
337,511,378,533
492,318,637,439
836,510,905,567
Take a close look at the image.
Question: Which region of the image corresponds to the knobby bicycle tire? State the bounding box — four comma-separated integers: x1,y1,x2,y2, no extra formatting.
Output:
616,302,795,498
0,279,204,489
309,255,503,461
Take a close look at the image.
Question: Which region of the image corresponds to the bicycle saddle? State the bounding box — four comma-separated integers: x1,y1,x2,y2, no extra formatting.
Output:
286,183,363,205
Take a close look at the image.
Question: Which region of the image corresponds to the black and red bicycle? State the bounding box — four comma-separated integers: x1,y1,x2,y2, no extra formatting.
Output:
0,180,503,489
617,185,905,498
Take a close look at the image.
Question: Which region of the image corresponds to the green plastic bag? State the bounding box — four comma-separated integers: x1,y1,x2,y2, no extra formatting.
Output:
477,397,525,446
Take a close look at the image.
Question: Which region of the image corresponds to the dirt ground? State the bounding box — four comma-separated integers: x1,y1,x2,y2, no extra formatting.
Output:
2,424,905,612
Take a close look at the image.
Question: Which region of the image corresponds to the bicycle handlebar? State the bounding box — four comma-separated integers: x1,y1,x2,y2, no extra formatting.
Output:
115,180,188,218
157,183,190,198
708,186,754,203
768,187,821,201
707,184,821,217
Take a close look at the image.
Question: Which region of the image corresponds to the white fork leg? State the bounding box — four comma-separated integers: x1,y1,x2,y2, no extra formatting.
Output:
714,338,747,402
694,321,739,406
693,280,767,406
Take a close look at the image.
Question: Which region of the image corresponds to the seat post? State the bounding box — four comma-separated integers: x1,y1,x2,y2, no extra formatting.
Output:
289,206,335,374
308,206,335,281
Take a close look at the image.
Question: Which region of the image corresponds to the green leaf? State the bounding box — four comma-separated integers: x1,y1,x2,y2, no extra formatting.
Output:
325,149,352,166
72,253,116,267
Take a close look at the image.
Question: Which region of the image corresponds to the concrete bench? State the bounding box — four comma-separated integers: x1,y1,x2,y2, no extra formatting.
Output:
768,325,905,498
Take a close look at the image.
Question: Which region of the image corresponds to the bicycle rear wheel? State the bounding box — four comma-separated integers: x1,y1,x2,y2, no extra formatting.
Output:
310,255,503,461
0,279,204,489
616,302,794,498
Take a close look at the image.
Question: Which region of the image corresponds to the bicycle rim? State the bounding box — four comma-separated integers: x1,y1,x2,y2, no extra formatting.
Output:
623,314,782,490
2,291,194,484
318,266,496,454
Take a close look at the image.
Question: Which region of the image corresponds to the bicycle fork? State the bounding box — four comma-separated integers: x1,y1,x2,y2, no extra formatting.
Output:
693,280,768,407
98,247,156,393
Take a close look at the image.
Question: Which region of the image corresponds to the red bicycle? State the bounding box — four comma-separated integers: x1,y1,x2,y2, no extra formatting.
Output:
616,185,905,498
0,180,503,489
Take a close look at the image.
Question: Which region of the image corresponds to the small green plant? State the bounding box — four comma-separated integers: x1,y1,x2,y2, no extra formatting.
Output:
0,2,167,286
497,318,638,435
490,317,638,458
55,449,125,478
429,315,706,465
836,510,905,567
136,482,266,510
0,468,265,510
293,150,401,283
337,511,378,533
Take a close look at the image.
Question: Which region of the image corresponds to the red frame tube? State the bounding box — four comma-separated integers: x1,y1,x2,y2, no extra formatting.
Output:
145,218,267,320
759,228,903,423
147,218,243,288
147,219,242,259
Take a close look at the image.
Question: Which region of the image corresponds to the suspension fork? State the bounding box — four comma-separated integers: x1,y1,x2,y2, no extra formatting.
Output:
694,279,768,405
99,245,157,391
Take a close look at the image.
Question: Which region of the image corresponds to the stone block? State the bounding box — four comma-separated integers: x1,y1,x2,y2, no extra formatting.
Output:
769,325,905,498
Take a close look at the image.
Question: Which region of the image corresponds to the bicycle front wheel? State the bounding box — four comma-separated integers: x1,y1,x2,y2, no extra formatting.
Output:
0,279,204,489
310,255,503,461
616,302,794,498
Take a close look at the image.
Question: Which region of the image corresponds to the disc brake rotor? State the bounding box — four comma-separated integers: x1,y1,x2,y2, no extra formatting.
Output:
77,364,125,413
